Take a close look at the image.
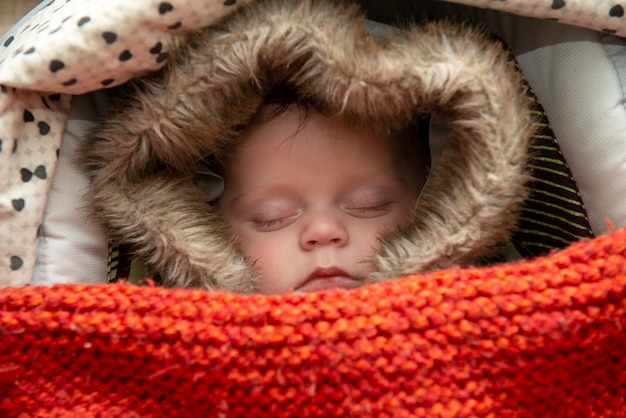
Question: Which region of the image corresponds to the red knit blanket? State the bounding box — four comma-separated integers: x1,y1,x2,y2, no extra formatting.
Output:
2,228,626,417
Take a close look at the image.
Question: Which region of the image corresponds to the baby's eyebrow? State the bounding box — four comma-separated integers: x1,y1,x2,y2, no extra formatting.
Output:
225,194,255,214
228,189,297,209
228,193,246,204
351,178,410,192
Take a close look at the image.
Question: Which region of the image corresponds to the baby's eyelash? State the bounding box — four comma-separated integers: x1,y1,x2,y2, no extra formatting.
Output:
350,203,391,213
252,217,289,229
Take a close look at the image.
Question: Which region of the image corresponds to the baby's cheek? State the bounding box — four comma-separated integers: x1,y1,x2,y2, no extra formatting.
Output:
362,221,402,257
251,256,296,295
355,224,387,255
240,236,280,272
387,205,414,232
239,239,263,264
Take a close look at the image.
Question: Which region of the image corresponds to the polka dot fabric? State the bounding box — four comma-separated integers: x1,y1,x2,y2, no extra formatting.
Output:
1,227,626,416
0,0,250,93
447,0,626,36
0,0,249,286
0,89,71,286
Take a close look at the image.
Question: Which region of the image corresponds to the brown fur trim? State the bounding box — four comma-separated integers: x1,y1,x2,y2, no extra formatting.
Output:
79,0,535,291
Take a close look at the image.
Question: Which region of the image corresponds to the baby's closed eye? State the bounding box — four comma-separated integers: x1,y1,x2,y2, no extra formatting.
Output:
249,205,300,231
342,187,397,218
251,215,297,230
344,203,392,217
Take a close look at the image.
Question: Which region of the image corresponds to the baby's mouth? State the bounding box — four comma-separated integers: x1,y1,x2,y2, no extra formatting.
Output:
296,267,362,293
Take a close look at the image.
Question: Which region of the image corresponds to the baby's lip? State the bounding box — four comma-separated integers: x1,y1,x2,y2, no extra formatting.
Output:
296,267,362,293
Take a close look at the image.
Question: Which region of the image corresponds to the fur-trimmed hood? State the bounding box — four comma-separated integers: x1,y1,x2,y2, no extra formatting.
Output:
80,0,535,292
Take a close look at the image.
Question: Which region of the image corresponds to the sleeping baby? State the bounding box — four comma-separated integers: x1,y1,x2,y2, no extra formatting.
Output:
213,88,428,293
79,0,534,293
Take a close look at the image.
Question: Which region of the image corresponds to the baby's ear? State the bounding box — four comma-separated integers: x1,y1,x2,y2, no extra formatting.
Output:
193,161,225,202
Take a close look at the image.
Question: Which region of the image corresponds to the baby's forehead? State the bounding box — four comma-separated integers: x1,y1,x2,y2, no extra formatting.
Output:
245,102,418,143
217,102,426,181
226,107,426,186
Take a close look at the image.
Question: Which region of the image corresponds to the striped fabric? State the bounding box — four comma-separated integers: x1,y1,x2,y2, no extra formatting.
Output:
510,86,595,257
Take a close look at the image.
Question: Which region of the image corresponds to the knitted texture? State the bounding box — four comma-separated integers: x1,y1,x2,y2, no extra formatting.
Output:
1,228,626,417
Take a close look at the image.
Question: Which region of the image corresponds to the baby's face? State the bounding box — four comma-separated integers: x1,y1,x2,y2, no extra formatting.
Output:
219,106,422,294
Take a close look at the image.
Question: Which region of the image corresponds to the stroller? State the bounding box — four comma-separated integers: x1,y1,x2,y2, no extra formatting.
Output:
1,0,625,415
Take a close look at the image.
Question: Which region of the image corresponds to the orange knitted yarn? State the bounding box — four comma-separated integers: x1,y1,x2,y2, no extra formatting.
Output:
1,229,626,417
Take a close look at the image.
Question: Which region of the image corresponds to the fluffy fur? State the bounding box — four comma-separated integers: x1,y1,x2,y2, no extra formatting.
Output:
79,0,535,291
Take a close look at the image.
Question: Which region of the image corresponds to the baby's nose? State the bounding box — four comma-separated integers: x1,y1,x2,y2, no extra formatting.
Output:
299,210,348,249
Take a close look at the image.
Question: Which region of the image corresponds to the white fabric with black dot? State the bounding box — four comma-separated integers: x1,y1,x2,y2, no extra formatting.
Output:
448,0,626,36
0,0,249,286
